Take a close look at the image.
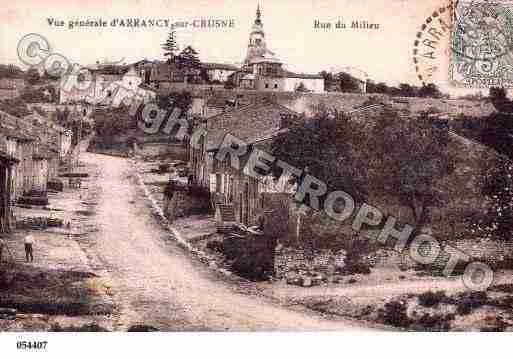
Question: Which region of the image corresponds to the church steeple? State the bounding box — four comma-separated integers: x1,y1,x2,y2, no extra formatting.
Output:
244,4,278,65
255,4,262,25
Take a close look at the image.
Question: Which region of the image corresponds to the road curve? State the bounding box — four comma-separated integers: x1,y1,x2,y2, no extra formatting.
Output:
83,152,372,331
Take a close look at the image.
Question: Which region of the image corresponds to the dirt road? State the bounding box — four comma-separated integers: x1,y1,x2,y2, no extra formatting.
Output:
83,152,371,331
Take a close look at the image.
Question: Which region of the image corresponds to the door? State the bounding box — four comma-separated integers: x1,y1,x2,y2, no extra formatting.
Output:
243,182,250,225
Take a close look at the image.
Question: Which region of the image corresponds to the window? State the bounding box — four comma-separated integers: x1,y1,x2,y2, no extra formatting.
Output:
265,83,269,88
274,83,278,89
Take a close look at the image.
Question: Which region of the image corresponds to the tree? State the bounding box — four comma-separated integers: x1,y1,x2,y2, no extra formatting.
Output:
489,87,507,101
224,77,236,89
337,72,363,93
369,109,456,228
199,67,210,84
295,82,309,92
176,46,201,69
156,91,192,113
0,64,24,78
20,85,57,103
488,87,513,113
366,80,377,93
162,30,179,62
92,105,133,148
319,71,335,91
272,109,369,204
474,153,513,241
418,83,443,98
26,68,40,85
0,98,31,118
374,82,389,94
176,46,201,83
399,83,418,97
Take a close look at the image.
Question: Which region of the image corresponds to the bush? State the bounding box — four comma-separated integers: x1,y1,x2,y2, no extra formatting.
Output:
224,79,236,89
341,238,373,275
489,283,513,293
127,325,159,332
417,291,450,308
414,313,453,331
379,300,411,328
206,240,223,253
456,291,488,315
51,323,109,332
491,255,513,271
18,195,49,206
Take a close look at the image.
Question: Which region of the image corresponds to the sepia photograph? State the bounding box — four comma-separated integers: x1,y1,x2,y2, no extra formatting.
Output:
0,0,512,356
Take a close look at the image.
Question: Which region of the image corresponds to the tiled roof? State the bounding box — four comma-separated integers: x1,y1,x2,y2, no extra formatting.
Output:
170,88,497,119
202,62,239,71
206,101,299,151
281,70,323,80
0,110,34,141
151,62,186,82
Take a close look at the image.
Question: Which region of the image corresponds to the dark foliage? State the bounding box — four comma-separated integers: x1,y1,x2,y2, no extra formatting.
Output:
369,110,456,228
162,30,178,61
51,323,110,332
417,290,450,308
414,313,453,331
378,300,412,328
25,68,40,85
0,97,31,117
0,64,24,78
20,85,58,103
271,109,370,205
455,291,488,315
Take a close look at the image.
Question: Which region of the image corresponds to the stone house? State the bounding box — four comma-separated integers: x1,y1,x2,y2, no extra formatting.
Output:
0,78,26,100
0,110,62,199
60,64,154,106
229,6,325,93
201,62,239,83
0,148,18,232
149,61,186,91
190,101,299,226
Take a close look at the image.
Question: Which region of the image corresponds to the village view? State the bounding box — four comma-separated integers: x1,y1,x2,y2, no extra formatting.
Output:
2,6,513,332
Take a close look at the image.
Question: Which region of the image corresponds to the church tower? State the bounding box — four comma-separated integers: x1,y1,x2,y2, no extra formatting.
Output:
244,5,275,65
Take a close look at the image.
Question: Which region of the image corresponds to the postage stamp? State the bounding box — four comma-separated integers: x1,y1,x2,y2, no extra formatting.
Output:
450,0,513,88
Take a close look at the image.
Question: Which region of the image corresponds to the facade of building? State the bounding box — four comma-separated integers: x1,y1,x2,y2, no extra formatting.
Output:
0,110,64,201
149,61,186,90
60,65,155,106
190,101,299,226
0,78,26,99
201,63,239,83
231,6,325,93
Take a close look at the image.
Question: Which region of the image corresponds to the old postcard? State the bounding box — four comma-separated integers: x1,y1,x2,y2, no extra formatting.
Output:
0,0,513,351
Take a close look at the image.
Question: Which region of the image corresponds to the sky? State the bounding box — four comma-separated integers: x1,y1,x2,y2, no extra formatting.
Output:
0,0,485,97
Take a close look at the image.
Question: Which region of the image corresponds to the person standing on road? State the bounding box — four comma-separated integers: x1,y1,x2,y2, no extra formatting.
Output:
23,232,34,262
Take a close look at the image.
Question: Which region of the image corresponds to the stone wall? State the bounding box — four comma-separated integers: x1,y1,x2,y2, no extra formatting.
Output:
163,184,211,221
136,142,188,160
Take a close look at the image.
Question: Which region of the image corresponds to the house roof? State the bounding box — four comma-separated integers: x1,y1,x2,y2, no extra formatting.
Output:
0,110,34,141
282,70,324,80
0,78,25,89
130,59,157,67
151,62,186,82
202,62,239,71
33,144,57,160
206,101,299,151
